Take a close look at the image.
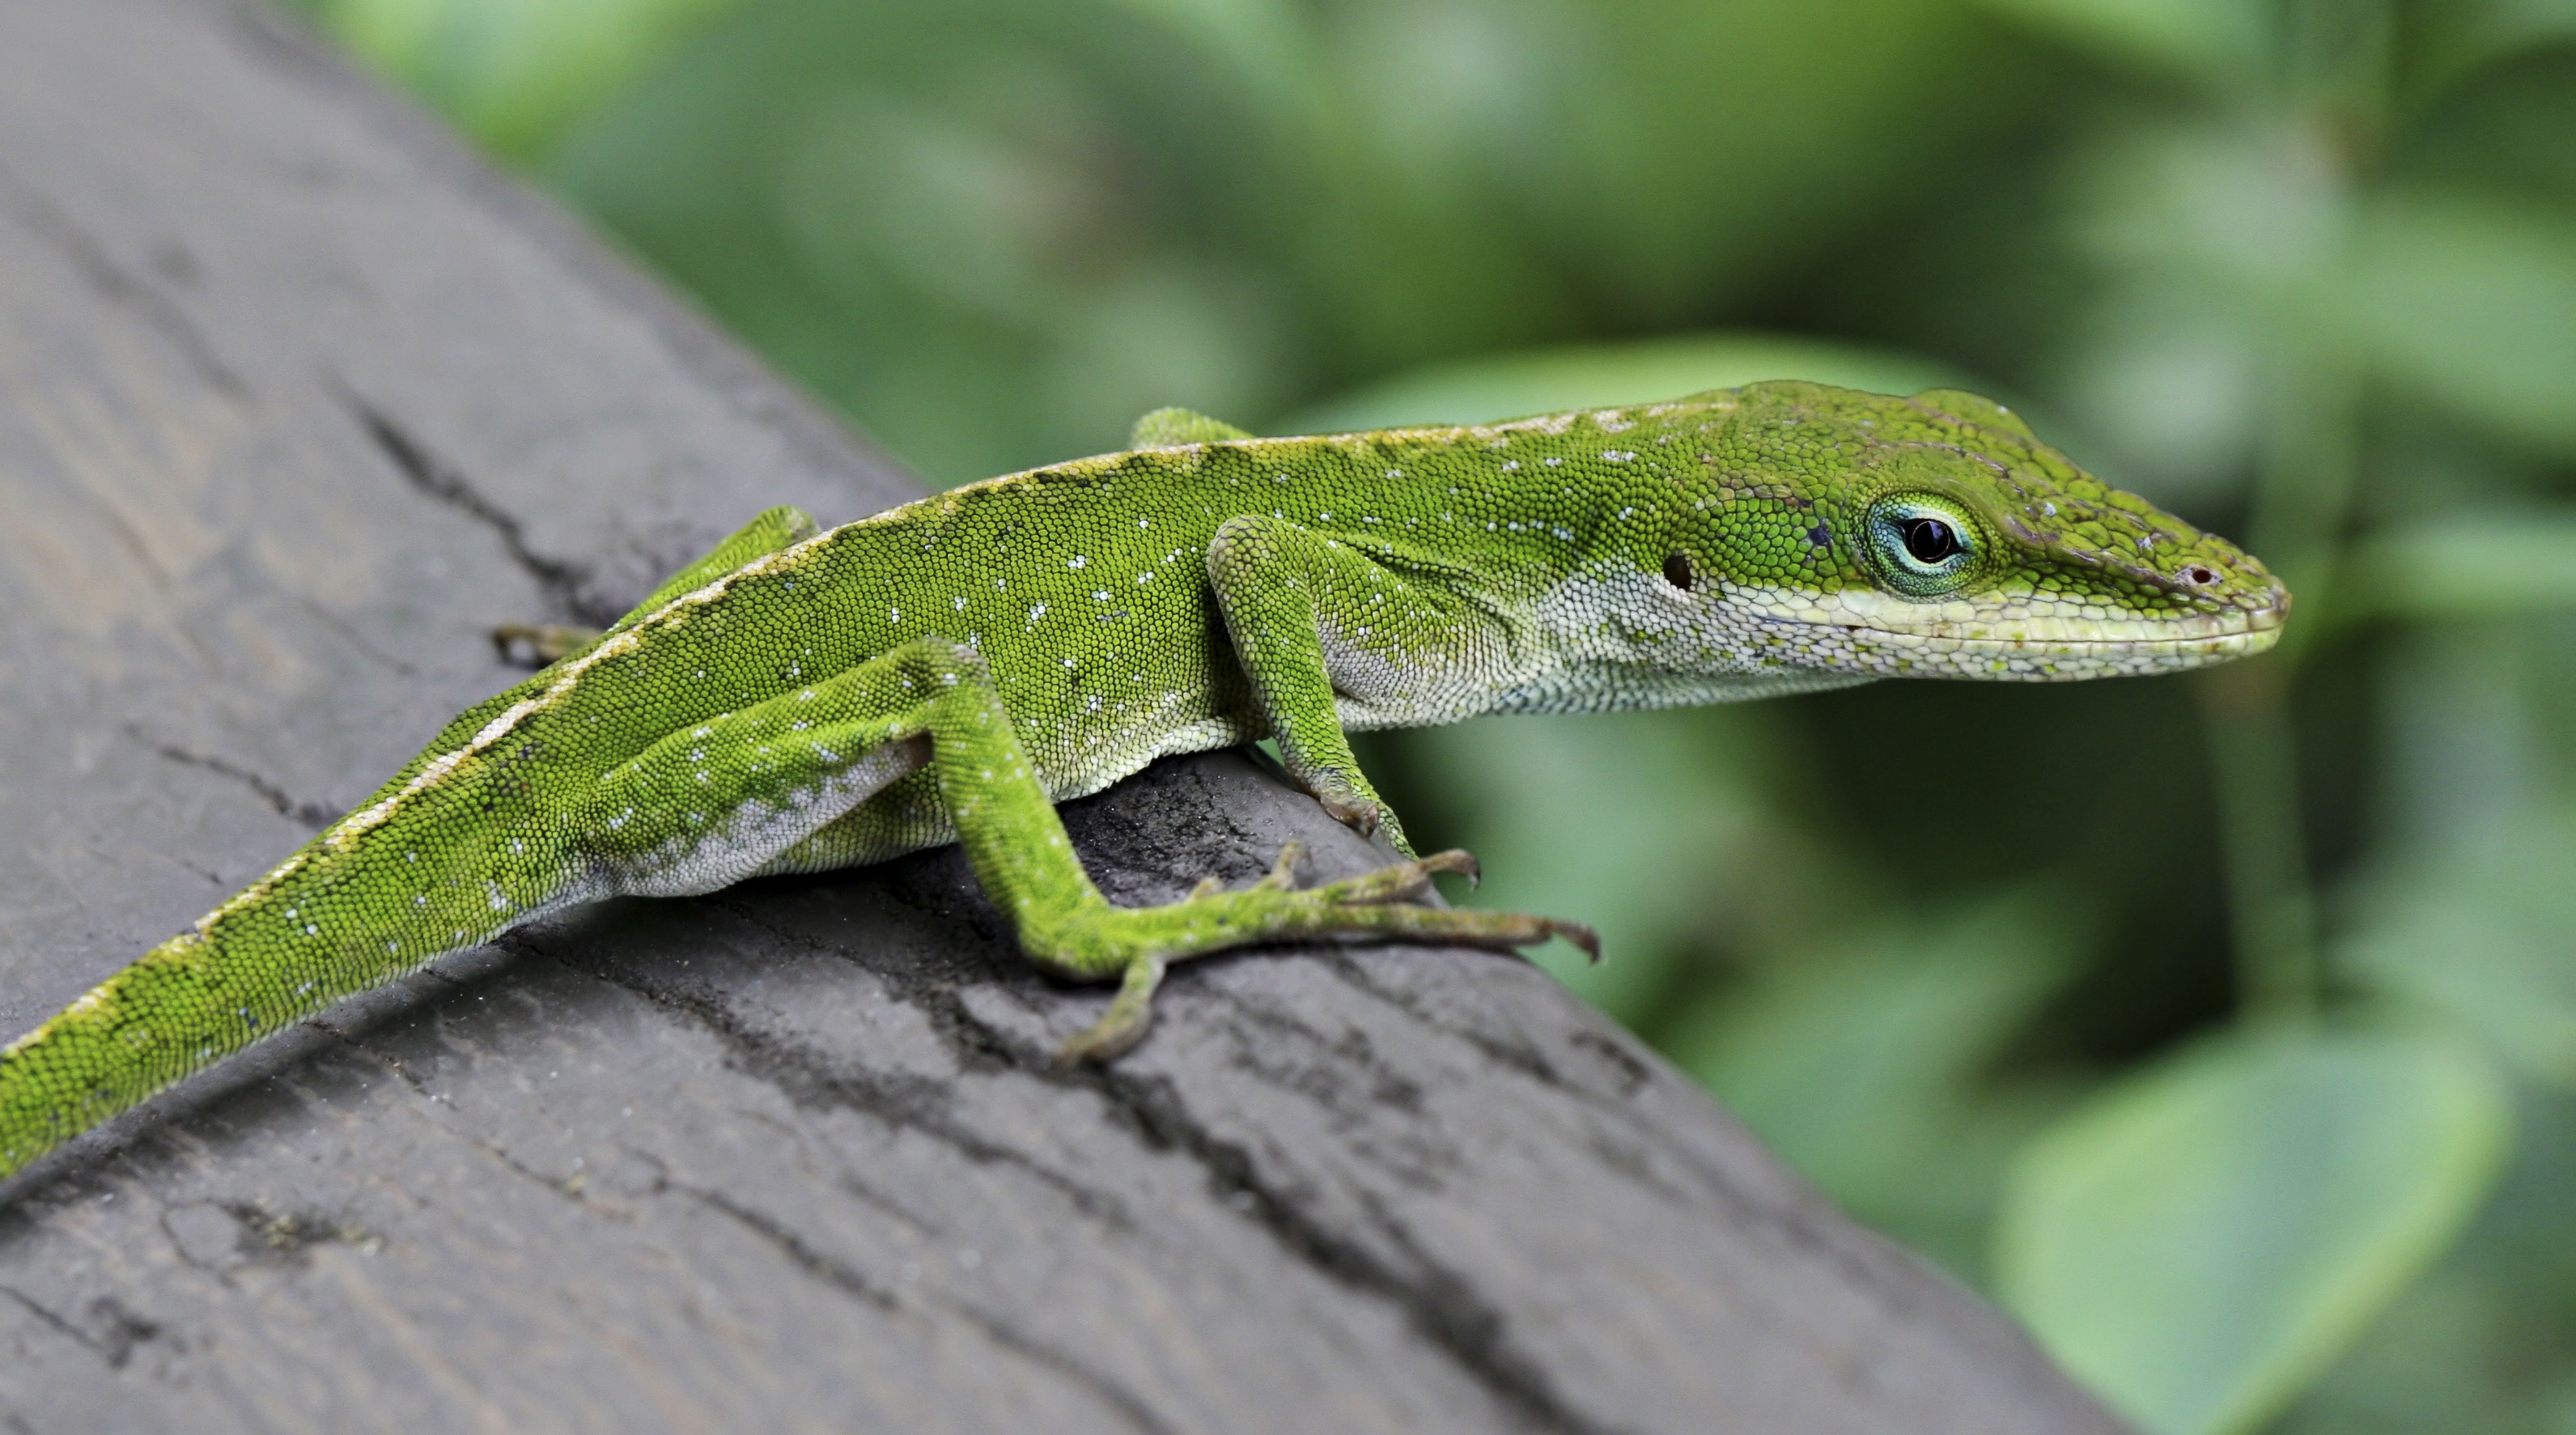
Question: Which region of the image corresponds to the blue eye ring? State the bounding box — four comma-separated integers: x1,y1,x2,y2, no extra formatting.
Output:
1864,496,1980,596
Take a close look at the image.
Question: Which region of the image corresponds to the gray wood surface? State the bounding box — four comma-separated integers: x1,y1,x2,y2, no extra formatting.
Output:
0,2,2132,1430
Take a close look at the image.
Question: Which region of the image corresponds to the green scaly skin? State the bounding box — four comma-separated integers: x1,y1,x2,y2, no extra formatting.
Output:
0,381,2287,1178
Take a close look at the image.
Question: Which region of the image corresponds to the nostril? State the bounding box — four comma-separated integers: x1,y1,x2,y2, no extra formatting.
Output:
2187,566,2217,585
1662,554,1692,590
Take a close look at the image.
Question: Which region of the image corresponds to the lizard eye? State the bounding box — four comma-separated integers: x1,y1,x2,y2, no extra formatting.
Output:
1901,518,1959,563
1863,496,1980,597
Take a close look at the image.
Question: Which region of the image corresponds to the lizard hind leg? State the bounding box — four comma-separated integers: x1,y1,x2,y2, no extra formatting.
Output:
852,639,1594,1060
581,634,1597,1063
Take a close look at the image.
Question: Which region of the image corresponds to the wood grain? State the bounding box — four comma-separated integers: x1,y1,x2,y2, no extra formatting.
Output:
0,2,2130,1430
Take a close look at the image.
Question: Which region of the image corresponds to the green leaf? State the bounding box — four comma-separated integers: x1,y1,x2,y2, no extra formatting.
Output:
1666,891,2082,1274
315,0,752,156
1093,0,1317,113
1996,1026,2513,1435
1963,0,2271,86
1280,331,1967,434
2345,511,2576,620
2341,193,2576,456
2411,0,2576,100
2344,809,2576,1087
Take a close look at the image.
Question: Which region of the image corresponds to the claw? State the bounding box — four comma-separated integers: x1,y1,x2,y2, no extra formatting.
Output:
1256,842,1305,891
1318,795,1379,838
1551,919,1602,964
1054,1025,1137,1067
1187,875,1224,899
1055,1023,1143,1067
1419,848,1479,890
1055,953,1167,1065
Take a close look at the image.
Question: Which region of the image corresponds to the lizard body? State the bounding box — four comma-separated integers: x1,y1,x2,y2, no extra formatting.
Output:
0,381,2285,1178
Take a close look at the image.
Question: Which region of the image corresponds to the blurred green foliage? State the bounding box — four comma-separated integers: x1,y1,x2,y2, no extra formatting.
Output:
284,0,2576,1429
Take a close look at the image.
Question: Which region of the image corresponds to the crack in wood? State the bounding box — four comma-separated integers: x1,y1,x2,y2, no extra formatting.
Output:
342,390,620,626
134,731,340,830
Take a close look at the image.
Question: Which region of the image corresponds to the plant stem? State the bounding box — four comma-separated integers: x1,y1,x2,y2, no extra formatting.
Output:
2200,660,2319,1017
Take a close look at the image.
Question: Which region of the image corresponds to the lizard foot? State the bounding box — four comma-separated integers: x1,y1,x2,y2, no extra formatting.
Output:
493,622,602,669
1313,792,1415,859
1050,846,1592,1064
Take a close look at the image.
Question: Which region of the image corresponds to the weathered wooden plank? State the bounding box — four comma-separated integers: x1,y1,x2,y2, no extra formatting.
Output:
0,2,2129,1430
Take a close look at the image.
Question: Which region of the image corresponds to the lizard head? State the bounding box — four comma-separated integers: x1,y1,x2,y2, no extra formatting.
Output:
1658,380,2289,681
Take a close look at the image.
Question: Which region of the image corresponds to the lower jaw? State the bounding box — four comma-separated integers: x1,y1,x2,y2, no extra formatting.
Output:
1853,625,2281,681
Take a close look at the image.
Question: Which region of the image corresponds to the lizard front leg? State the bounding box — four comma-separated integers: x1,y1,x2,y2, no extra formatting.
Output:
1205,514,1509,857
497,504,822,667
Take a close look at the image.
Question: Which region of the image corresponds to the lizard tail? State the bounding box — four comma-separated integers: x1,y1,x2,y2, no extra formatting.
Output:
0,932,255,1178
0,752,586,1181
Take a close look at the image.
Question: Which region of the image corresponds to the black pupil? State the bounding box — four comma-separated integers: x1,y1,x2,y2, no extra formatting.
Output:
1901,518,1959,564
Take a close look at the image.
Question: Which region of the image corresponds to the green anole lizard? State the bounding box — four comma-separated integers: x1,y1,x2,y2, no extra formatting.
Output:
0,380,2285,1179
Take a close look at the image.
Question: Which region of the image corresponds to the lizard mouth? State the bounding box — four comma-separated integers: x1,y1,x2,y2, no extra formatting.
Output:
1746,579,2291,680
1831,597,2285,679
1817,575,2290,647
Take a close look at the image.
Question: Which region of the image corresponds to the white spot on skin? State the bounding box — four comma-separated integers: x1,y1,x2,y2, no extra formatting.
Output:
1069,555,1087,569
